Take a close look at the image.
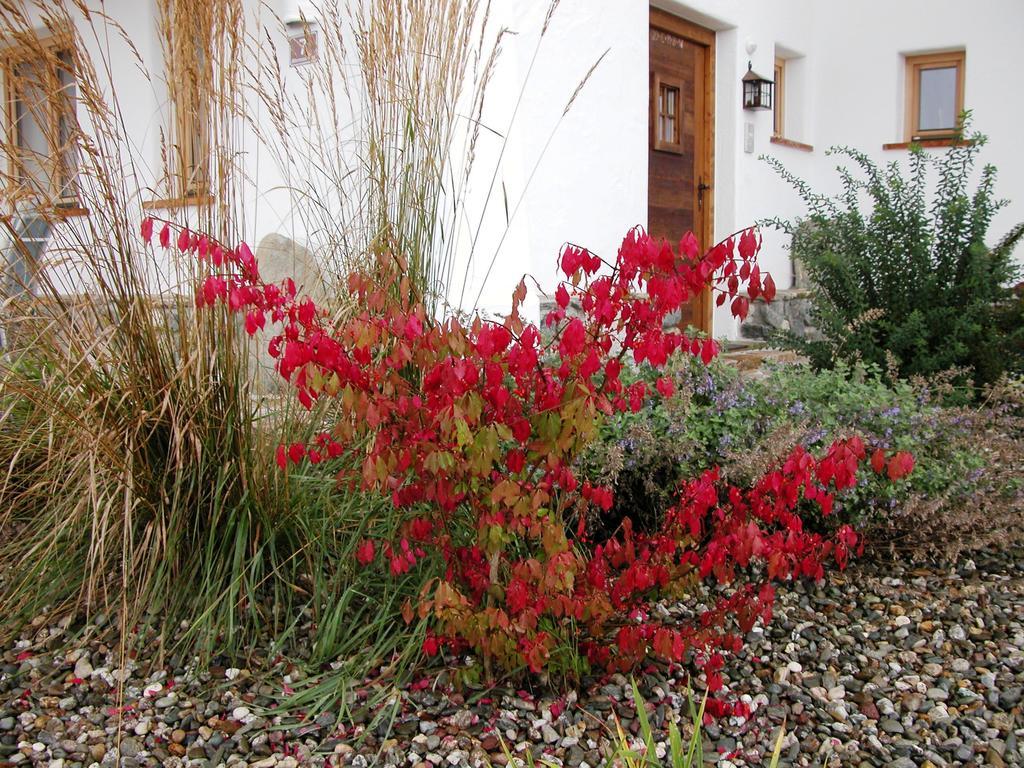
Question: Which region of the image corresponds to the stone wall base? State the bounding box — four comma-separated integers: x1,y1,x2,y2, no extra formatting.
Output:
740,289,821,342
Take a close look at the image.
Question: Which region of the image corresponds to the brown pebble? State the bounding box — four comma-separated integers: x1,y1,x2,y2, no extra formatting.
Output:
171,728,186,744
89,743,106,761
214,718,242,734
480,735,499,751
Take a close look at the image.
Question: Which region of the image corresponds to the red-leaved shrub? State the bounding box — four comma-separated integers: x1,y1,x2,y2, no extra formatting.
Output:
147,219,906,700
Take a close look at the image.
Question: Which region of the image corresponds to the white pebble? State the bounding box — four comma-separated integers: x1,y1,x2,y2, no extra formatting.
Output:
73,658,93,679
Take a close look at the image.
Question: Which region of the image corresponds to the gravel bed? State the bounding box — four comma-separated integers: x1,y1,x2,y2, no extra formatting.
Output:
2,550,1022,767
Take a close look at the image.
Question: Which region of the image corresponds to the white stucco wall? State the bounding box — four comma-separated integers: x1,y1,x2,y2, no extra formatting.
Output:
6,0,1023,339
644,0,1024,337
471,0,1024,337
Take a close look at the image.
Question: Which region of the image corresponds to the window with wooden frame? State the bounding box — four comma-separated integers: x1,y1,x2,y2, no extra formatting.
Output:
652,72,684,153
1,35,80,211
773,56,785,138
159,0,213,201
905,51,965,141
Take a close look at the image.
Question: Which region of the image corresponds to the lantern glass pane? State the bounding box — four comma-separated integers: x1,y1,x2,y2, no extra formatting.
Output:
918,66,957,131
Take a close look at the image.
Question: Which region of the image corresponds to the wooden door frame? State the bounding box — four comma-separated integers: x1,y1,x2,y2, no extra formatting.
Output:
649,7,715,333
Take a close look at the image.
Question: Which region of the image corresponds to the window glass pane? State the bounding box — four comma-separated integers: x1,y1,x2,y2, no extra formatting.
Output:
918,66,957,131
12,60,51,199
658,84,678,144
56,52,78,201
774,64,783,135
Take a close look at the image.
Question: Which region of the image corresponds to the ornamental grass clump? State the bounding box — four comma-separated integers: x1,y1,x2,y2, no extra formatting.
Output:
171,216,911,700
0,0,467,673
0,0,290,653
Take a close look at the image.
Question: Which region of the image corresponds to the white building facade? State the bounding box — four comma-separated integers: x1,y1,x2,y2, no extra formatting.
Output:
3,0,1023,339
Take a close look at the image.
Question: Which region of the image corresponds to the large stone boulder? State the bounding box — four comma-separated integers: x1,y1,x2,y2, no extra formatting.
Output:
250,233,327,392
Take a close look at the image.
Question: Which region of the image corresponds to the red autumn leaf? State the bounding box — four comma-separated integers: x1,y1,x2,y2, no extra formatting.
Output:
422,634,440,657
356,539,375,565
404,315,423,340
700,337,717,365
287,442,305,464
870,448,886,474
202,276,227,305
887,451,915,480
730,295,749,320
738,228,757,260
244,310,265,336
558,317,586,358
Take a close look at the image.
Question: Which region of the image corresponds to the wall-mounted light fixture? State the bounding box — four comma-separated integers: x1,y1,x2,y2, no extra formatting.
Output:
286,19,318,66
742,61,774,110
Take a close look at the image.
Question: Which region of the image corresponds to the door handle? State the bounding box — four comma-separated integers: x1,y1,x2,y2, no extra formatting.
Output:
698,180,711,210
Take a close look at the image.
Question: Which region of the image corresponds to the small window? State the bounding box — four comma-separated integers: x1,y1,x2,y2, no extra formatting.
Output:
652,73,683,153
2,41,79,209
287,21,318,66
905,51,965,141
773,57,785,137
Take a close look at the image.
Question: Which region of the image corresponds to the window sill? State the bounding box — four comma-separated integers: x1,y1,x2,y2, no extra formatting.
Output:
882,138,974,151
770,135,814,152
1,205,89,220
54,206,89,218
142,194,214,211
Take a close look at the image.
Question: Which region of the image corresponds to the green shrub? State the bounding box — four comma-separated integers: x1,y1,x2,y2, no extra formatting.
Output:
763,126,1024,390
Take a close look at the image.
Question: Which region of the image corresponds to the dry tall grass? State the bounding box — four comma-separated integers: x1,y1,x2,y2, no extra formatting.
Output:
0,0,593,682
0,0,299,654
247,0,510,313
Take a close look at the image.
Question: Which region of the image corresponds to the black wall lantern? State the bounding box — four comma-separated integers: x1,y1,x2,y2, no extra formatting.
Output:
742,61,774,110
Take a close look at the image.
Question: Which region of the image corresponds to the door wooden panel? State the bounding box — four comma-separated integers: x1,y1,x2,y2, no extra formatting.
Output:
648,10,714,334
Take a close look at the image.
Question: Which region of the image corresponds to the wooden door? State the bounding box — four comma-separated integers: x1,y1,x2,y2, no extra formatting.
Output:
648,9,715,334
